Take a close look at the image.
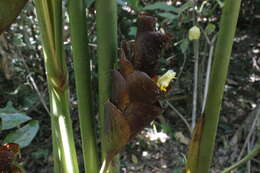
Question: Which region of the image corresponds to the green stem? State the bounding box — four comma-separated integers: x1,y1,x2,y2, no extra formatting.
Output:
67,1,99,173
221,142,260,173
192,39,199,129
96,0,119,172
35,1,79,172
196,0,241,172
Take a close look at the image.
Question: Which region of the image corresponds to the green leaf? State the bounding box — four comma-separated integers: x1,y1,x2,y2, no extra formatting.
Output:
180,39,189,54
0,113,31,130
3,120,39,148
205,23,216,35
157,12,178,20
127,0,142,11
128,26,137,36
144,2,180,13
178,0,193,13
85,0,95,8
0,101,18,114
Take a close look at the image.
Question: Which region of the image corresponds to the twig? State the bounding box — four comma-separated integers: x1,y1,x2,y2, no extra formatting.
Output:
177,51,188,80
237,104,260,161
221,142,260,173
27,73,50,114
247,143,251,173
201,35,217,113
166,101,192,135
21,58,50,114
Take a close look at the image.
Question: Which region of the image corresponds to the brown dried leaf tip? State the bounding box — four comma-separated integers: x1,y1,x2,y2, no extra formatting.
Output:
104,15,176,162
0,143,23,173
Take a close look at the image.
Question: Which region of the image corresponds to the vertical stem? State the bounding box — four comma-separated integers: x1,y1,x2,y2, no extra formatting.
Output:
196,0,241,172
67,1,99,173
96,0,119,172
35,1,79,172
192,39,199,129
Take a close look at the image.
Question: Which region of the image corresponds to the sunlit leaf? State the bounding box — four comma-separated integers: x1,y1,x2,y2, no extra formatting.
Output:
0,113,31,130
3,120,39,148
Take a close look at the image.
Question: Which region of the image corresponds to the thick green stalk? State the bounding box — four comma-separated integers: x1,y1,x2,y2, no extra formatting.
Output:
221,142,260,173
193,0,242,172
35,1,79,173
68,1,99,173
0,0,28,34
96,0,119,172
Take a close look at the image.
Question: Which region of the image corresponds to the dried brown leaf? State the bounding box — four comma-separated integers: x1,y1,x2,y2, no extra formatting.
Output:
126,71,161,104
119,49,134,78
111,70,129,111
104,100,131,158
125,102,162,137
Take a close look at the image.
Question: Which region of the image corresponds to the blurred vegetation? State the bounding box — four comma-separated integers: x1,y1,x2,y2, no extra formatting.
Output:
0,0,259,172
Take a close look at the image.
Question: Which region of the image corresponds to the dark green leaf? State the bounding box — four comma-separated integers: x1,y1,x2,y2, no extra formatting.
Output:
157,12,178,20
178,0,193,13
144,2,180,13
3,120,39,148
85,0,95,8
0,113,31,130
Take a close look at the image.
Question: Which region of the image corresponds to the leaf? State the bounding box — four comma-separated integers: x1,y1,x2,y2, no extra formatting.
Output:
0,113,31,130
125,102,162,137
178,0,193,14
144,2,180,13
111,71,129,111
157,12,178,20
85,0,95,8
180,39,189,54
185,116,204,173
104,101,131,159
0,101,18,114
205,23,216,35
126,71,161,104
3,120,39,148
119,49,134,78
0,0,28,34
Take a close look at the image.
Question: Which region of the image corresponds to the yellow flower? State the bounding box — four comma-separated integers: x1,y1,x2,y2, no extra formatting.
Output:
157,70,176,92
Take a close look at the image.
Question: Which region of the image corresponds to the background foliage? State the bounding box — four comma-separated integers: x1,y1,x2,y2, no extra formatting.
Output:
0,0,259,172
